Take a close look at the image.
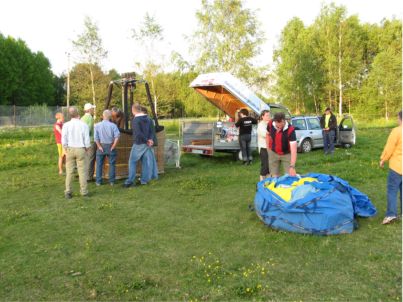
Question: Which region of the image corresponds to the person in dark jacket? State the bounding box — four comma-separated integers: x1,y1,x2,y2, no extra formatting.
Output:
123,104,154,188
235,108,257,165
320,107,337,155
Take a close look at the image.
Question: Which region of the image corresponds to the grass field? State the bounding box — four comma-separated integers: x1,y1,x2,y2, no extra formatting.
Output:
0,124,401,301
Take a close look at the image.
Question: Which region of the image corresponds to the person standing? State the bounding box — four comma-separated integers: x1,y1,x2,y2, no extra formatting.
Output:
257,110,270,180
81,103,96,181
94,110,120,186
62,107,90,199
235,108,257,165
380,111,402,225
53,112,65,175
123,104,154,188
320,107,337,155
139,105,158,184
266,112,298,177
111,107,126,129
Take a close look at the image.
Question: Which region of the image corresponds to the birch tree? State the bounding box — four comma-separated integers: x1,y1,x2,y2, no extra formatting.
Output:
73,16,107,116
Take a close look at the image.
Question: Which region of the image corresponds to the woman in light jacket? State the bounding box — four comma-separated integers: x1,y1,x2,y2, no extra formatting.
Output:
258,110,271,180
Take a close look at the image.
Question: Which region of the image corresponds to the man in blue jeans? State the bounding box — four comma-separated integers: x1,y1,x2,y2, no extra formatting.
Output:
94,110,120,186
123,104,154,188
320,107,337,155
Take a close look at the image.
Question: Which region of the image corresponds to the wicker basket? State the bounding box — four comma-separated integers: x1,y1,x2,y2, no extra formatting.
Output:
98,130,165,180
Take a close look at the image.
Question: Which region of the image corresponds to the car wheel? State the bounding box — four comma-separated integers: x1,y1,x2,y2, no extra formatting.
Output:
301,139,313,153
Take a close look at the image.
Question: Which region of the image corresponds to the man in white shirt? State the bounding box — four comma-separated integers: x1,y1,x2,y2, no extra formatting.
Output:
62,107,91,199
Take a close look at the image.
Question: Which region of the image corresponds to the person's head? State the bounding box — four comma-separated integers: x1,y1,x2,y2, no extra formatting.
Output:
325,107,331,115
103,110,112,121
55,112,64,122
239,108,249,117
273,112,286,129
111,107,120,119
398,111,402,126
260,110,270,122
84,103,95,115
68,106,79,119
132,103,142,115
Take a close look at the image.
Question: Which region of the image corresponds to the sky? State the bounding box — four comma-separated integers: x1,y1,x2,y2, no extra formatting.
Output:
0,0,401,76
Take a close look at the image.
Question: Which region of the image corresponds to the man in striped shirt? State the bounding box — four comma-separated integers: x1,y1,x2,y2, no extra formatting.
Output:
62,107,91,199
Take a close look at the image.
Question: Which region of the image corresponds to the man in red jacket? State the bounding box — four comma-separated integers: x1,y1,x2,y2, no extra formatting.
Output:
266,112,298,177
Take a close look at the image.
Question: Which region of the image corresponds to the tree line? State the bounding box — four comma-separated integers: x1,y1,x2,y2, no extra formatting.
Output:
0,1,401,120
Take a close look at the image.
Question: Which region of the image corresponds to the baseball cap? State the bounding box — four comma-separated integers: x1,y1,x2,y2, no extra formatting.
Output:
84,103,96,111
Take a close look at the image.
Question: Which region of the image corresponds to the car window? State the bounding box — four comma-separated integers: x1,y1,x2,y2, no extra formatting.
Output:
291,119,307,130
307,118,321,130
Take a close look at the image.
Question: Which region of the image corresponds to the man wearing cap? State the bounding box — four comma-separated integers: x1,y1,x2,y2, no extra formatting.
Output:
320,107,337,155
266,112,298,177
81,103,96,181
62,107,90,199
94,110,120,186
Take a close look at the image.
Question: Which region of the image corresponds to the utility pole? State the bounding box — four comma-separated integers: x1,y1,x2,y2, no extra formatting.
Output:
66,52,71,108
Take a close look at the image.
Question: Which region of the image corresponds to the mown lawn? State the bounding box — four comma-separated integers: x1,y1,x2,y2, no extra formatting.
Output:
0,125,401,301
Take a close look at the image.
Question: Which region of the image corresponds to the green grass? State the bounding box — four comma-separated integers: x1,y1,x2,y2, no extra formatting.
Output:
0,125,401,301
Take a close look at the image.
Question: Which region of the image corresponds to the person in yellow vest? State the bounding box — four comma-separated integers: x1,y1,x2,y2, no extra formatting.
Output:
380,111,402,225
320,107,337,155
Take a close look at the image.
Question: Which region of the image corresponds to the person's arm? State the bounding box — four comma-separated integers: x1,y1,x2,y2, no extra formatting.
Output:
289,142,297,176
94,125,103,152
288,129,297,176
61,124,68,151
380,128,399,167
235,116,241,127
83,124,90,151
55,124,62,135
111,125,120,150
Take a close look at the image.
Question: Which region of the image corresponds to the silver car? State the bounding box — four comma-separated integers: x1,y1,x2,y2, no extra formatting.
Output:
291,115,356,153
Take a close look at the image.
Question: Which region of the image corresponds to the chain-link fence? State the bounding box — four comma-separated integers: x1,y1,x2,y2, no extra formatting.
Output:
0,105,67,127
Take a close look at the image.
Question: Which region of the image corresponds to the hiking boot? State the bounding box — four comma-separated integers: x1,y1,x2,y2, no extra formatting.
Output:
382,216,397,225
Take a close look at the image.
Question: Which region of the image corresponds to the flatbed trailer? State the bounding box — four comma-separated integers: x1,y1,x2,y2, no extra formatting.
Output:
182,72,290,158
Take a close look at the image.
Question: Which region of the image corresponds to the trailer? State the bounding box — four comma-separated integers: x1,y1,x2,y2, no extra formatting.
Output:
182,72,291,158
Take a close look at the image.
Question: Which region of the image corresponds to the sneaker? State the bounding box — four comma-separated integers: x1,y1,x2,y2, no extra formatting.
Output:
247,160,252,165
122,183,133,188
110,182,115,186
65,192,72,199
95,182,101,186
382,216,397,225
243,161,248,165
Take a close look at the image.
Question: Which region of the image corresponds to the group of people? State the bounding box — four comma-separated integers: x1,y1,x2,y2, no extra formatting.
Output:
235,107,402,225
54,103,158,199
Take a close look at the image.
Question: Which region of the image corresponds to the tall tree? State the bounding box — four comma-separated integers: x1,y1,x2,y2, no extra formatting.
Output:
312,4,366,115
132,12,164,114
73,16,107,115
192,0,267,88
69,63,110,117
0,34,55,106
